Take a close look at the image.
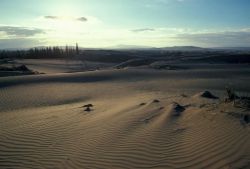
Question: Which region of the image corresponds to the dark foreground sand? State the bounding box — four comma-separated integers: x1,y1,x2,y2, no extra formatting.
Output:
0,65,250,169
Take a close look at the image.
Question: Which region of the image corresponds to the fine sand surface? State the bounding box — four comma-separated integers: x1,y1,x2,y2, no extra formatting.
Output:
0,66,250,169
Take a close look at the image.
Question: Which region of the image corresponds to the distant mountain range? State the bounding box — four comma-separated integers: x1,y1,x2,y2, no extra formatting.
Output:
160,46,207,51
2,45,250,51
112,45,250,51
110,45,206,50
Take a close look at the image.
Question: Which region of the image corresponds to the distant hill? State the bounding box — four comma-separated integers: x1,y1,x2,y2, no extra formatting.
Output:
160,46,208,51
110,45,156,50
212,47,250,51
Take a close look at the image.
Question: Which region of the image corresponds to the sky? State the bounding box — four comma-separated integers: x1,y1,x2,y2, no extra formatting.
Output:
0,0,250,49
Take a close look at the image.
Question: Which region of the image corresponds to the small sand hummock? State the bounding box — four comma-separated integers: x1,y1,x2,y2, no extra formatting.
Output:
243,114,249,124
83,104,94,112
139,103,147,106
170,102,185,116
83,104,94,108
84,107,92,112
152,99,160,103
194,91,218,99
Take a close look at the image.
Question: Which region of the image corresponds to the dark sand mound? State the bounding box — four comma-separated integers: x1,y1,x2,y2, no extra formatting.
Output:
169,102,186,116
0,64,37,77
84,107,92,112
152,99,160,103
194,91,218,99
243,114,249,123
82,104,94,112
139,102,147,106
83,104,94,108
0,64,31,72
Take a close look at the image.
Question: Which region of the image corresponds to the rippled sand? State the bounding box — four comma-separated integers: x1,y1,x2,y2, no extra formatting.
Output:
1,68,250,169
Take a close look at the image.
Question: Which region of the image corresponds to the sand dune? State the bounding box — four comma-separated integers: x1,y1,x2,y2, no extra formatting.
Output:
0,67,250,169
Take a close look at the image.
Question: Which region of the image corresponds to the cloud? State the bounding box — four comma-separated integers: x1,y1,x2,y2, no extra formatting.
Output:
0,26,46,49
44,15,88,22
77,17,88,22
131,28,155,33
0,38,45,49
44,16,60,19
0,26,45,37
174,29,250,47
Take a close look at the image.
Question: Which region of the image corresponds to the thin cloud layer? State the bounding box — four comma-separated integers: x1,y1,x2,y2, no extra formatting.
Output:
0,38,45,49
44,16,60,19
0,26,45,37
175,30,250,47
43,16,88,22
131,28,155,33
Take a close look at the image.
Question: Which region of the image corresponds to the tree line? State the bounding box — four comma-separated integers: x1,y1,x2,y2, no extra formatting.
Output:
0,44,80,59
